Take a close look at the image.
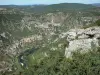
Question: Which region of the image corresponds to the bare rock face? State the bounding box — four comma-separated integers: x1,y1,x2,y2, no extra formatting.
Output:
65,26,100,58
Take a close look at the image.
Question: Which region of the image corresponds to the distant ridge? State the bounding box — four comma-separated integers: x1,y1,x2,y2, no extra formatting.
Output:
92,3,100,7
0,3,96,13
32,3,96,13
46,3,95,10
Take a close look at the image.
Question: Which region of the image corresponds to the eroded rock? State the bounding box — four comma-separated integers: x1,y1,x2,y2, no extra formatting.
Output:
65,26,100,58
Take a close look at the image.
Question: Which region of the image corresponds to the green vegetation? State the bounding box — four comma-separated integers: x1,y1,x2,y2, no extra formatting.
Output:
83,19,100,29
32,3,96,13
18,48,100,75
0,3,100,75
95,19,100,26
0,3,95,13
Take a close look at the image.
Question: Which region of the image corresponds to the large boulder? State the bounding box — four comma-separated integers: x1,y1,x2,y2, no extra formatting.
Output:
65,26,100,58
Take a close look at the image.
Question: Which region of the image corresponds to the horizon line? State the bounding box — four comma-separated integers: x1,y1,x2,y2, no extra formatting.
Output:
0,2,98,5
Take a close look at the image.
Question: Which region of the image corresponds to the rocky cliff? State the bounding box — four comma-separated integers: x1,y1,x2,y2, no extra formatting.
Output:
65,26,100,58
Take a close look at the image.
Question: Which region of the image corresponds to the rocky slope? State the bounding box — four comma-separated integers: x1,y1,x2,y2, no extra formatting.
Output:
65,26,100,58
0,4,100,74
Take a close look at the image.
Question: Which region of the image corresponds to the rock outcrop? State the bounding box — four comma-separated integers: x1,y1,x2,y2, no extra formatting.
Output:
65,26,100,58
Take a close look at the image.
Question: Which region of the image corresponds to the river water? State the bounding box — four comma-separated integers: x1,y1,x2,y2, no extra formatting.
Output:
18,48,39,67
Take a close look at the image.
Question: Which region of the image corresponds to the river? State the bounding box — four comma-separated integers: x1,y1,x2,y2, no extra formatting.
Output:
18,48,39,67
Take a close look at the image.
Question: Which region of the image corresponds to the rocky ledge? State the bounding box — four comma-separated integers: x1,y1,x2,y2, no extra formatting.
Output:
65,26,100,58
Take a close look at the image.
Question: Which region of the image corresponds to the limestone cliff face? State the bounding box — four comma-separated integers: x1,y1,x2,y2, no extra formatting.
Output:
65,26,100,58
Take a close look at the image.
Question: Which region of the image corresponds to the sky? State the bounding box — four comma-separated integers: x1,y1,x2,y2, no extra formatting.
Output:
0,0,100,5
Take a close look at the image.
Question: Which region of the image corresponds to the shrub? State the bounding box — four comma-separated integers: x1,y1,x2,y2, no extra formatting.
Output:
22,49,100,75
95,19,100,26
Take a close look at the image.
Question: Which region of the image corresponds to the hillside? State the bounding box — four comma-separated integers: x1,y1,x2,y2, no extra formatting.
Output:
0,3,96,13
42,3,95,11
92,3,100,7
0,3,100,75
